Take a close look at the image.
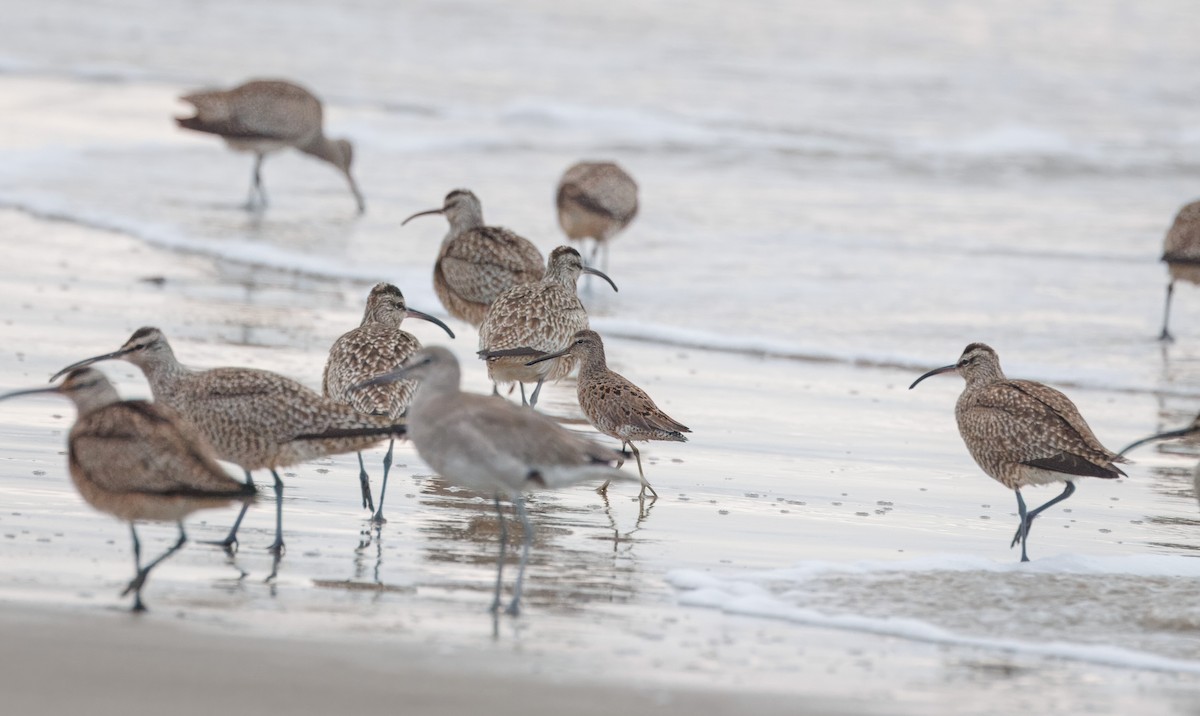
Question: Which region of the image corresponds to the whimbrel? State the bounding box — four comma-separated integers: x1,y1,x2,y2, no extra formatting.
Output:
0,368,256,611
909,343,1127,561
176,79,365,213
401,189,545,326
1158,199,1200,341
556,161,638,272
528,330,686,498
477,246,617,407
52,327,405,557
323,283,454,523
358,347,636,615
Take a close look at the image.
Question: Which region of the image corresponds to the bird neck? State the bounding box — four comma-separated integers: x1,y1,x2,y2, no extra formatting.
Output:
68,383,123,415
297,133,340,167
410,365,462,408
962,364,1005,389
544,265,580,290
134,346,189,398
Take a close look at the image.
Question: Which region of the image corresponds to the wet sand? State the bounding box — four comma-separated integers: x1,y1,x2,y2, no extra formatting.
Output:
1,208,1199,714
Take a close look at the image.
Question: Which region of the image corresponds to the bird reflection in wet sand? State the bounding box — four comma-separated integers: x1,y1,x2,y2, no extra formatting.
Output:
358,347,641,616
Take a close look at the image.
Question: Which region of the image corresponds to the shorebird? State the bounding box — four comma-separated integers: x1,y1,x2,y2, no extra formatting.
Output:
1121,416,1200,507
1158,199,1200,341
477,246,617,407
358,346,636,615
556,161,638,272
0,368,256,611
909,343,1127,561
527,330,686,498
176,79,365,213
51,327,405,557
323,283,454,523
401,189,545,326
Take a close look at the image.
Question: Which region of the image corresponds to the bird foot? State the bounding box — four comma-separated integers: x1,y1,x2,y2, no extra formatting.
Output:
267,541,286,558
370,512,388,525
121,572,147,598
504,601,521,617
201,536,239,556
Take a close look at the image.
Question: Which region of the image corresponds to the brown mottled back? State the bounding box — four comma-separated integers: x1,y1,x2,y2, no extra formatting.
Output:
556,161,639,243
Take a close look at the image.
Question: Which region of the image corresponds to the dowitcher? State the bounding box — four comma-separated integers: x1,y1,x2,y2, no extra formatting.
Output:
477,246,617,407
910,343,1126,561
528,330,686,498
323,283,454,523
556,161,638,272
0,368,256,611
1159,199,1200,341
401,189,544,326
358,346,635,615
176,79,365,213
52,327,404,556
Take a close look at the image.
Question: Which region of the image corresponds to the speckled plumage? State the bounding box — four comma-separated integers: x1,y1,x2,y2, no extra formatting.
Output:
53,327,406,555
323,283,453,520
403,189,544,326
556,161,638,268
359,347,632,614
1159,199,1200,339
529,330,687,498
478,246,614,406
0,368,255,611
910,343,1126,561
176,79,364,212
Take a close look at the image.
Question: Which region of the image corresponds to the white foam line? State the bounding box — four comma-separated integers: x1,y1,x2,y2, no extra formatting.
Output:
667,561,1200,675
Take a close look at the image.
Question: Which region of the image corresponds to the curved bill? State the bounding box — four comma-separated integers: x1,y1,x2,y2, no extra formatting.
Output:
353,367,410,392
1118,427,1195,457
525,347,571,367
406,309,455,339
908,364,957,390
582,266,618,293
0,386,61,403
400,208,444,226
49,348,132,383
345,173,366,215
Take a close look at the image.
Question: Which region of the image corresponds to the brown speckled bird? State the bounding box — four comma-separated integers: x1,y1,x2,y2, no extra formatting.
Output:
51,327,405,557
477,246,618,407
909,342,1126,562
1158,199,1200,341
176,78,365,213
556,161,638,272
527,330,686,498
0,368,256,612
401,189,545,326
323,283,454,523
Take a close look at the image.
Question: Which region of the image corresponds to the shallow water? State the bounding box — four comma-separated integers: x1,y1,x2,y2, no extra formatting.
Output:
2,2,1200,712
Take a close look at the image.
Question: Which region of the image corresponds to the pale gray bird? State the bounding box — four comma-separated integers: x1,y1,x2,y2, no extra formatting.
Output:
910,342,1127,561
0,368,256,611
528,330,688,498
556,161,638,272
358,346,638,615
477,246,617,407
402,189,544,326
176,78,365,213
52,327,405,558
323,283,454,523
1159,199,1200,341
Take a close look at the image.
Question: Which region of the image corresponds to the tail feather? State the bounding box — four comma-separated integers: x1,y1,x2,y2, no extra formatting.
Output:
294,423,406,441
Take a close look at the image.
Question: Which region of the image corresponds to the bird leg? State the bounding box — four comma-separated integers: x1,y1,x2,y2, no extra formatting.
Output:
627,443,658,500
1010,482,1075,560
528,379,545,409
201,469,254,554
372,438,394,524
1160,281,1176,342
266,469,286,557
506,495,533,616
518,383,528,406
122,522,187,612
245,152,268,210
1012,490,1031,562
356,451,375,512
490,495,508,614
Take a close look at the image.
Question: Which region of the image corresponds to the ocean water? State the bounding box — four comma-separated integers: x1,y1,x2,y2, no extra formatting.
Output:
2,0,1200,705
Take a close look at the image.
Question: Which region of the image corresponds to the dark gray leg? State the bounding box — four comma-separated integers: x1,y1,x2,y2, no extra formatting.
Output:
518,383,528,406
372,438,394,524
490,495,508,613
1011,482,1076,561
123,522,187,612
356,451,374,512
130,523,142,573
1012,490,1030,562
528,379,545,408
247,152,268,209
1160,281,1176,342
202,469,254,554
506,495,533,616
267,469,285,557
628,443,658,499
